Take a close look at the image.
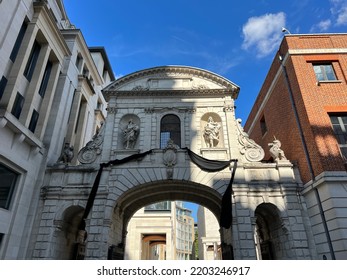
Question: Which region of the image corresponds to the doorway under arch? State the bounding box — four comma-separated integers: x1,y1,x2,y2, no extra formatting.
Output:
107,179,233,260
254,203,291,260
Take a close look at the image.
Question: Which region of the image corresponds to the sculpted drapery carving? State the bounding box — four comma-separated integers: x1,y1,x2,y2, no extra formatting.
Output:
203,116,221,148
122,119,139,149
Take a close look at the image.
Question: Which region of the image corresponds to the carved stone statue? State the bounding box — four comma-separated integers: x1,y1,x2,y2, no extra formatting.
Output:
59,143,74,163
203,116,221,148
269,138,287,161
123,119,139,149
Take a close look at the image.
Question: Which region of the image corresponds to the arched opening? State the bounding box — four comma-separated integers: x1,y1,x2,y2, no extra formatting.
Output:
53,205,84,259
160,114,181,148
108,180,233,260
254,203,287,260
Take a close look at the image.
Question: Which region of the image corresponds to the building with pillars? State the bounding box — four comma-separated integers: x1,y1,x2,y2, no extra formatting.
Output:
0,0,114,259
245,33,347,260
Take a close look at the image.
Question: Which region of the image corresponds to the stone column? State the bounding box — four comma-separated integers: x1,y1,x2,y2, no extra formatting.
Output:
19,44,51,124
36,61,61,139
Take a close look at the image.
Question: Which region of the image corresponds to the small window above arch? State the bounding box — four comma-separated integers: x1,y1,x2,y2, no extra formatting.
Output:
160,114,181,148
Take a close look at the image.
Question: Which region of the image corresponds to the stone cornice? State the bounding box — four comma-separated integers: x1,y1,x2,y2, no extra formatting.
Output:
103,66,240,98
104,88,234,101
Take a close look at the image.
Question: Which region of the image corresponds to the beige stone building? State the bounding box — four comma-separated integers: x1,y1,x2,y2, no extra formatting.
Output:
197,206,221,260
0,0,114,259
125,201,194,260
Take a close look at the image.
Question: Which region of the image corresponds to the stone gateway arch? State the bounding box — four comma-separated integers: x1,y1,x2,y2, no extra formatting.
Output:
32,66,317,260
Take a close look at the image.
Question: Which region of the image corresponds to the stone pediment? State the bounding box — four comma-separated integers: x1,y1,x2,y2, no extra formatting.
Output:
103,65,239,99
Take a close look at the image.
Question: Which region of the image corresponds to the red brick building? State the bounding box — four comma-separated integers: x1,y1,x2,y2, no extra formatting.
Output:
245,33,347,260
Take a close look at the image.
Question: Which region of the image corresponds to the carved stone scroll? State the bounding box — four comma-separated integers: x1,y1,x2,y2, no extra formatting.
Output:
77,122,104,164
236,119,264,162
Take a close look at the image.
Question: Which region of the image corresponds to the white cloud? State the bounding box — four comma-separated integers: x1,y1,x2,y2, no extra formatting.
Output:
336,6,347,25
318,19,333,30
241,12,286,58
330,0,347,26
310,19,332,32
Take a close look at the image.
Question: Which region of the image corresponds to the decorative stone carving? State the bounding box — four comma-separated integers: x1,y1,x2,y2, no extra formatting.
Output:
77,122,104,164
58,143,74,164
269,138,287,161
192,83,209,90
236,119,265,162
122,119,139,149
224,101,235,113
106,106,117,114
132,85,149,91
144,107,195,114
203,116,221,148
162,139,178,179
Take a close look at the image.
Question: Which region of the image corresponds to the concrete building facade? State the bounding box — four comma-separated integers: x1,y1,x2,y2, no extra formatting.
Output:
0,0,114,259
197,206,221,260
245,33,347,260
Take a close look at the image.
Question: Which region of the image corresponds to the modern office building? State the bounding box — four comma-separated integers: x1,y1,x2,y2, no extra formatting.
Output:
244,33,347,260
0,0,114,259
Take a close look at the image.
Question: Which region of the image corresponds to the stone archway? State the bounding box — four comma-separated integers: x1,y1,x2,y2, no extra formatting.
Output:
52,205,84,259
254,203,290,260
107,180,233,260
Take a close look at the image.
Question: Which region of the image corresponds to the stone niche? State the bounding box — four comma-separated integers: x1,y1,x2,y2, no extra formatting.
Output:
117,114,140,150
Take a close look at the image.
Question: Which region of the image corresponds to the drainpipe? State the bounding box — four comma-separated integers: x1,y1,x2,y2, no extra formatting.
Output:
278,54,336,260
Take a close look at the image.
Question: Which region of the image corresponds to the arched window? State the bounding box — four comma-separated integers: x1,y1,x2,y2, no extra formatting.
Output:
160,114,181,148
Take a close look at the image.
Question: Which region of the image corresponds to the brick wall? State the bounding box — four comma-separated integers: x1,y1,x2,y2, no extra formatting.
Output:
245,34,347,183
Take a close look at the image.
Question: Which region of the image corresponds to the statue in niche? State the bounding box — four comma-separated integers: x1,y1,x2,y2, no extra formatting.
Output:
268,137,287,161
58,143,74,163
123,119,139,149
203,116,221,148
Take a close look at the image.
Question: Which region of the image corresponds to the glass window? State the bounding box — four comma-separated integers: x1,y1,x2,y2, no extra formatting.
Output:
11,92,24,119
28,109,39,133
10,21,27,62
330,115,347,159
313,64,337,81
0,76,8,100
144,201,171,211
260,116,267,136
160,114,181,148
0,164,18,209
38,60,52,98
24,40,41,81
75,53,83,72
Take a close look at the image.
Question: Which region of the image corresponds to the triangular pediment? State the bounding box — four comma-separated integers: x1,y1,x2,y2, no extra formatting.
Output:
103,65,240,98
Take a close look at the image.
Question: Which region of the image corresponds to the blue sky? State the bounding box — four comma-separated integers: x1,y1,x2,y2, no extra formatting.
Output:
64,0,347,122
63,0,347,220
